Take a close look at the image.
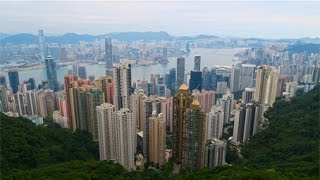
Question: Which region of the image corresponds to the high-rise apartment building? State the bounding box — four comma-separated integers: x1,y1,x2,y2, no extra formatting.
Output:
240,64,255,89
45,55,59,92
149,112,166,166
217,91,233,124
14,92,26,116
242,88,254,104
8,69,20,94
97,103,116,162
254,65,279,106
204,139,226,167
25,90,38,116
0,86,8,112
172,83,205,170
254,65,279,124
64,75,78,130
176,57,185,88
114,108,136,171
181,98,206,170
94,76,114,104
70,85,104,140
194,55,201,71
206,105,224,140
113,63,133,110
192,90,215,113
232,102,260,144
285,82,298,98
97,105,136,171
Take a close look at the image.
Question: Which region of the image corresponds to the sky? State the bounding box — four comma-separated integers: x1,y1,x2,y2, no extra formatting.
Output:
0,1,319,38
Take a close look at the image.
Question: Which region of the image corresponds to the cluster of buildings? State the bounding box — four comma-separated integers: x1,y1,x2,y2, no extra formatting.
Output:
1,33,319,172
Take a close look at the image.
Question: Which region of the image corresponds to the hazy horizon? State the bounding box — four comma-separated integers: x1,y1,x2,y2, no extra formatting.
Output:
0,1,319,39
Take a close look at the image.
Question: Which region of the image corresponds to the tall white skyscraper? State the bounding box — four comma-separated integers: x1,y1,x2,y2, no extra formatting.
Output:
114,108,136,171
242,88,255,104
254,65,279,106
97,104,136,171
232,102,260,144
38,30,46,61
204,139,227,167
206,105,224,140
105,35,113,69
96,103,116,162
26,90,38,116
217,91,233,124
240,64,255,89
113,62,133,110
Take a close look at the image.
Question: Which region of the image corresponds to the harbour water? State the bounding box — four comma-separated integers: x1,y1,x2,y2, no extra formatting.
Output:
0,48,245,86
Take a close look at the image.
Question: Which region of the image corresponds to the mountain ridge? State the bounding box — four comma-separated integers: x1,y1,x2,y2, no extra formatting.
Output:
0,31,220,45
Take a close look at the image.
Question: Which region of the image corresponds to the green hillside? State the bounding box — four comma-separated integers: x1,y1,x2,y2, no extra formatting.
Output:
0,85,319,179
241,85,319,178
0,114,98,175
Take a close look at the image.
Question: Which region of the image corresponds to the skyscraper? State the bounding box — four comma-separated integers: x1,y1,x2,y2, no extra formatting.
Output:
169,68,176,94
189,71,202,92
0,75,6,88
206,105,224,140
149,112,166,166
240,64,255,89
97,103,116,162
192,90,215,113
0,86,8,112
26,90,38,116
70,84,104,140
176,57,185,88
38,30,46,61
45,55,59,92
64,75,78,130
204,139,226,167
114,108,136,171
105,35,113,69
172,83,206,170
217,91,233,124
194,55,201,71
232,102,260,144
243,88,254,104
94,76,114,104
8,69,20,94
181,98,206,170
97,105,136,171
113,62,133,110
78,66,87,80
230,66,240,92
254,65,279,106
14,92,26,116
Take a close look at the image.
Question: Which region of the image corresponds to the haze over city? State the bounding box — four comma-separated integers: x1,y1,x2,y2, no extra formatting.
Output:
1,1,320,38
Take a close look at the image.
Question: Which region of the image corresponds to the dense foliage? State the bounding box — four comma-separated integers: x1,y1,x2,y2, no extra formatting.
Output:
241,85,320,178
0,114,98,175
3,160,294,180
1,85,319,179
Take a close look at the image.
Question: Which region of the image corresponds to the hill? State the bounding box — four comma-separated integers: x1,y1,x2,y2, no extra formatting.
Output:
0,114,98,175
0,31,220,45
241,85,319,178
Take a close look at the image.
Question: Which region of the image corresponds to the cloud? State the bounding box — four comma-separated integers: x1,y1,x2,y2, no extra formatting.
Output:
0,1,319,38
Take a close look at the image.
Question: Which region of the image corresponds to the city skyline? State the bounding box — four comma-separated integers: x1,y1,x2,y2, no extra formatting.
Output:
0,1,319,38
